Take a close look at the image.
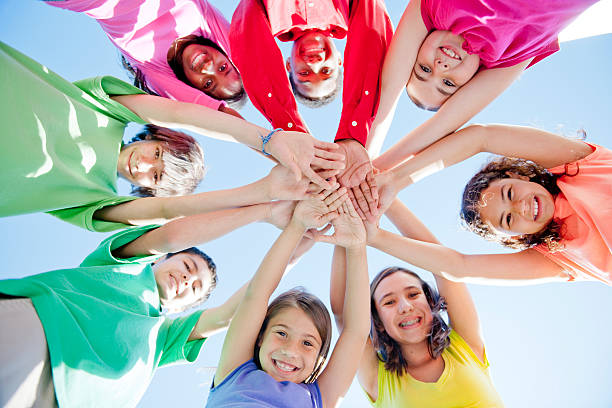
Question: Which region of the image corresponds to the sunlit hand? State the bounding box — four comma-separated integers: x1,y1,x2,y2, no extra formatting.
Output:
265,200,297,230
267,131,345,189
315,201,366,249
292,187,348,230
264,165,310,201
350,170,397,221
335,139,376,191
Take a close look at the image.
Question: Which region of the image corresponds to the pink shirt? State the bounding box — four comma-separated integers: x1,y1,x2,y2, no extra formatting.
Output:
535,144,612,285
421,0,597,69
230,0,393,145
47,0,231,109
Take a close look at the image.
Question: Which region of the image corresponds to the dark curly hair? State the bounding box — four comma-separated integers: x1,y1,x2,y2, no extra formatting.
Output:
370,267,450,376
460,156,563,251
127,124,205,198
289,68,343,108
254,288,332,384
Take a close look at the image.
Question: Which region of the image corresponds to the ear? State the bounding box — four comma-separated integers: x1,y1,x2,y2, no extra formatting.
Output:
504,171,530,181
337,56,342,67
286,58,292,74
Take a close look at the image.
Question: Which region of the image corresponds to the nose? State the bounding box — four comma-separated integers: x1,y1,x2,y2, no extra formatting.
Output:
199,58,215,75
397,298,414,314
512,199,528,217
435,58,450,71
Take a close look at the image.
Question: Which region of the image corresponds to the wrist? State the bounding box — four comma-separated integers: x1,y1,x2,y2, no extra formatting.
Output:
345,242,367,253
287,217,308,234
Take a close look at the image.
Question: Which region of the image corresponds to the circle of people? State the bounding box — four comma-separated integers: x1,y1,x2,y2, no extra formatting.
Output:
0,0,607,407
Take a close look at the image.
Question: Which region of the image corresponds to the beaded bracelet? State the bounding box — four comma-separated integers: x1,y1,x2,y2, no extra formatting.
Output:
261,128,283,156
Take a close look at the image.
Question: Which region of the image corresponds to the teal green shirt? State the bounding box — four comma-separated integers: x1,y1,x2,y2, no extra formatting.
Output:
0,41,147,231
0,226,206,408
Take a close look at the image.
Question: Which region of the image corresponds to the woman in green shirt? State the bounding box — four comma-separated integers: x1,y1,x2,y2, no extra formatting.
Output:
1,42,344,232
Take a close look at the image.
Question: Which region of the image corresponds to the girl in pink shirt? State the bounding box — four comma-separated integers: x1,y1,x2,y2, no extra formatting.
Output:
352,124,611,285
368,0,598,169
45,0,246,116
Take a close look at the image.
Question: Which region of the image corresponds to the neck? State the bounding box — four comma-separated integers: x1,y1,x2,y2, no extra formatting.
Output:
399,339,434,367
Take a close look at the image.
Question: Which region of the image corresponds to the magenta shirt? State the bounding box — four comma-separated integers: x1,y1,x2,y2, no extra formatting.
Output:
47,0,232,109
421,0,597,69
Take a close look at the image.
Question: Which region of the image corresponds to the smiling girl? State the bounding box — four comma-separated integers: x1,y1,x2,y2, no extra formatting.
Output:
329,200,503,407
367,0,597,166
355,123,611,284
207,189,371,407
44,0,246,115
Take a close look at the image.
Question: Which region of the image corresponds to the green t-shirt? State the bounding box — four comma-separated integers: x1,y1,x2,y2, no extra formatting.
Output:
0,41,147,232
0,225,206,408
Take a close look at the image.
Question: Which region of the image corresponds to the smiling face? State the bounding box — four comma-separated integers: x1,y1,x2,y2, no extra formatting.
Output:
287,32,342,98
257,307,323,383
406,30,480,110
478,176,556,236
373,272,433,347
117,140,165,188
181,44,243,99
153,253,213,312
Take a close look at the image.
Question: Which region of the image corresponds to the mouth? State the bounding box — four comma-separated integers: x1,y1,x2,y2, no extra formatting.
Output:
191,53,207,71
440,46,461,60
399,317,422,329
272,359,299,374
533,196,540,221
169,274,179,296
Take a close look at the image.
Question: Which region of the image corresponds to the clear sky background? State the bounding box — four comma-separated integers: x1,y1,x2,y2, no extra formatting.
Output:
1,1,611,407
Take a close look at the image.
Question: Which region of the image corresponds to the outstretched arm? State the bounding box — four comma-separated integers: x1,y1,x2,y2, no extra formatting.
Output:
374,60,532,170
213,188,348,385
367,0,428,157
95,164,318,225
313,201,370,408
111,94,344,189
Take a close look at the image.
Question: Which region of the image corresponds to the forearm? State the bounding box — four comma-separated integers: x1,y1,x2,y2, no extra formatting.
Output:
342,246,370,336
116,203,271,257
384,124,485,191
330,246,347,326
112,94,270,147
189,281,250,340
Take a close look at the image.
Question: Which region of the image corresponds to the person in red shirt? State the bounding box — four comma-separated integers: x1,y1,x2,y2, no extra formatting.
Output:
230,0,393,193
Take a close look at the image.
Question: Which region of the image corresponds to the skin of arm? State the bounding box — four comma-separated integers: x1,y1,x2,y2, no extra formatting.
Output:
373,60,531,170
309,201,370,408
111,94,344,189
367,0,427,158
213,188,347,385
95,164,312,226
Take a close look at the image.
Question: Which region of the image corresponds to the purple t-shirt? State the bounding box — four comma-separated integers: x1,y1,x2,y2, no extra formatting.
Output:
206,359,323,407
47,0,231,109
421,0,597,69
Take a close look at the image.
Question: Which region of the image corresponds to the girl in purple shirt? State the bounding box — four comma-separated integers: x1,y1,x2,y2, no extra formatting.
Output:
207,190,370,407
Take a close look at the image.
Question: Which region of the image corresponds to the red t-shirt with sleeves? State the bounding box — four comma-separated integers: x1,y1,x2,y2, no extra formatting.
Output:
534,143,612,285
229,0,393,146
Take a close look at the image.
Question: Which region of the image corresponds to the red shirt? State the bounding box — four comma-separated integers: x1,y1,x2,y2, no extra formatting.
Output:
230,0,393,146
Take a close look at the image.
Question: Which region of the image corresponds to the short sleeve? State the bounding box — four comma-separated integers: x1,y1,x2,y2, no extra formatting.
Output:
448,330,489,370
47,195,140,232
72,76,147,125
158,310,206,367
79,224,161,267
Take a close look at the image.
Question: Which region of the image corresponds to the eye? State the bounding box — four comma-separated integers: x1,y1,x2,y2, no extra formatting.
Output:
155,147,161,159
383,299,395,306
303,340,314,347
153,171,159,183
219,63,227,72
203,79,213,89
321,67,330,75
408,292,419,299
298,70,309,77
506,213,512,228
276,331,287,337
419,64,431,74
442,79,455,87
507,187,513,200
183,261,191,271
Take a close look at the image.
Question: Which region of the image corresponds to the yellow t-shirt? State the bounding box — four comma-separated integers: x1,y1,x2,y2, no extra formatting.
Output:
369,330,504,407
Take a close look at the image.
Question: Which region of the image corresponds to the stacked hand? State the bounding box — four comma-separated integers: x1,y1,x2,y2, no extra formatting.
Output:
292,186,349,230
349,169,398,221
335,139,379,203
267,131,346,190
314,200,366,250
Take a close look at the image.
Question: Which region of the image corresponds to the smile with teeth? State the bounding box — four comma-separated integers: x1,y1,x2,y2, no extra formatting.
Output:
440,46,460,60
399,317,421,328
533,197,539,221
273,359,299,373
192,53,208,71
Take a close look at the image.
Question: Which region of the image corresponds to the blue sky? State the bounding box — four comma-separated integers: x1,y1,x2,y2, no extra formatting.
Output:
1,1,611,407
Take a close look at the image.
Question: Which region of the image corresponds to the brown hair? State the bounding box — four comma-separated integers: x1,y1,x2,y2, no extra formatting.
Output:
370,267,450,376
460,156,563,250
254,288,332,383
128,124,205,197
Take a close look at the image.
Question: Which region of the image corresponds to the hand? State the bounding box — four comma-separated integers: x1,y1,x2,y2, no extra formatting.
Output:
266,131,345,190
363,216,381,246
265,200,297,230
335,140,376,191
315,201,366,249
264,165,310,201
292,187,348,230
350,170,397,221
